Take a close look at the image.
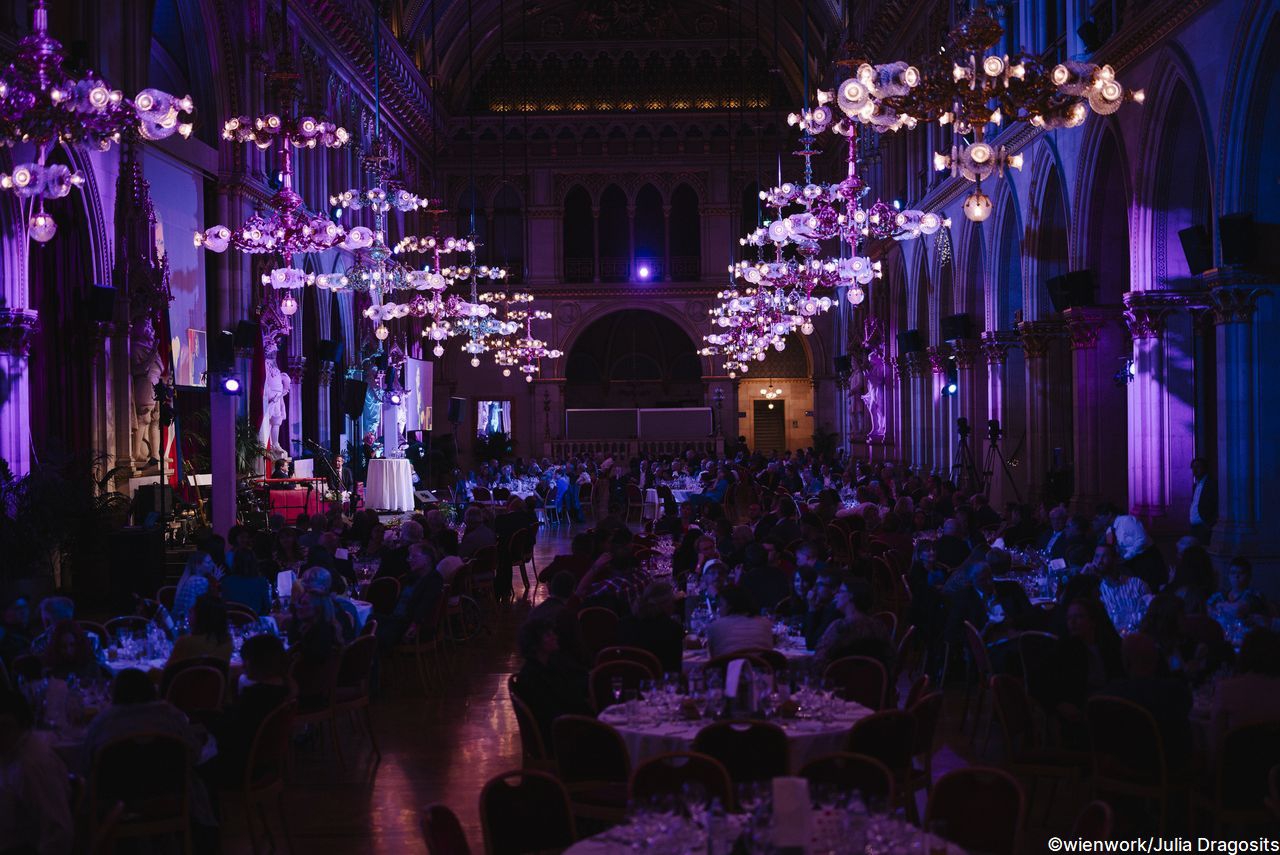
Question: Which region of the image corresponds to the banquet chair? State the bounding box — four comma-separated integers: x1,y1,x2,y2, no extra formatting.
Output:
990,674,1086,817
799,752,895,807
630,751,734,810
332,635,381,761
421,804,471,855
77,620,110,647
847,710,917,817
364,576,400,617
226,608,258,629
823,656,888,711
594,645,662,680
903,673,931,710
871,611,898,644
224,702,296,855
9,654,40,683
164,665,226,716
626,483,644,523
469,545,499,607
578,482,593,522
692,720,790,784
1072,800,1115,840
471,486,492,504
894,624,920,685
492,487,511,502
1015,630,1059,702
1191,720,1280,832
907,690,945,801
160,656,230,699
89,732,192,853
506,674,550,769
508,528,532,596
394,587,450,694
479,769,576,855
156,585,177,612
289,654,346,767
588,660,652,713
925,766,1026,855
104,615,152,639
704,651,776,680
551,715,631,823
827,524,851,564
960,620,995,747
577,606,620,661
1086,695,1186,834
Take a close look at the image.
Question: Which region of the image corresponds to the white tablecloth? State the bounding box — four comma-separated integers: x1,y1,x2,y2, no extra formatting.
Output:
598,699,871,774
643,488,697,519
351,599,374,628
365,457,414,511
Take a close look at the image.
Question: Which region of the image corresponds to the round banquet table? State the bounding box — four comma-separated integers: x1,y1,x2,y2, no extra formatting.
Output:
597,698,871,774
643,488,698,519
365,457,414,511
682,634,814,672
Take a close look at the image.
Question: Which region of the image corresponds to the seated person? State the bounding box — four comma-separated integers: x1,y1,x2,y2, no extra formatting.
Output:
705,587,773,659
0,689,74,853
459,506,497,559
1112,514,1168,593
1041,598,1124,731
813,577,895,672
207,634,291,787
84,668,204,769
299,566,358,642
287,592,344,709
1104,632,1192,768
374,543,445,651
1211,628,1280,747
27,596,80,657
1207,557,1268,623
537,533,595,584
803,568,845,650
166,594,233,667
221,550,272,616
617,581,685,674
737,543,790,615
40,619,108,682
512,617,591,753
1089,543,1151,632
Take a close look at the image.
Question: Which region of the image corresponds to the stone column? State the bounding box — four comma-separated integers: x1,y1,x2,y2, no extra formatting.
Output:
317,360,333,448
0,309,38,475
953,339,983,437
1205,271,1278,571
591,206,601,283
288,356,306,460
90,321,116,473
889,356,907,464
981,331,1019,505
927,346,952,476
663,205,673,281
903,353,925,469
1017,321,1064,502
1064,307,1125,513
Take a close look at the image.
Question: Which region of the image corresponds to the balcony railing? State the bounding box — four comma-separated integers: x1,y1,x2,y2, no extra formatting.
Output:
599,257,631,282
561,255,702,283
565,257,594,283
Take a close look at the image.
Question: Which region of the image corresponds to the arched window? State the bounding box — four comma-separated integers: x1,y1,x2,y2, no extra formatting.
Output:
492,185,523,280
563,185,593,282
1036,170,1069,318
997,203,1023,328
965,226,986,328
634,184,664,280
670,184,700,280
598,184,630,282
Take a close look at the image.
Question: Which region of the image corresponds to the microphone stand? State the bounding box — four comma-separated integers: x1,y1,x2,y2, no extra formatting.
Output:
307,439,343,507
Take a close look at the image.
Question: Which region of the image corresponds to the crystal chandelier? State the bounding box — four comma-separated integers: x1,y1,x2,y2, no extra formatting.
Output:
818,8,1142,221
328,11,432,341
495,308,562,382
0,0,195,242
386,208,479,350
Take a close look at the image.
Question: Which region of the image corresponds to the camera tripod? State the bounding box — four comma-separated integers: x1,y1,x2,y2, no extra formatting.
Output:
982,421,1021,503
952,419,984,494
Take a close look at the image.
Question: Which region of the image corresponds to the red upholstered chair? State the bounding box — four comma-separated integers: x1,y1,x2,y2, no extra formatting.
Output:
1087,695,1187,834
552,715,631,823
692,720,790,784
799,752,895,807
630,752,733,809
927,766,1026,855
164,665,225,715
594,645,662,679
588,659,651,713
823,655,888,711
506,674,550,769
1072,800,1115,840
577,606,619,661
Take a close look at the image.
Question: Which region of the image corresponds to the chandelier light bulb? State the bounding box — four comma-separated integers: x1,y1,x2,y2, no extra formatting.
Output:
375,324,389,341
433,344,444,357
502,368,511,377
28,210,56,243
963,188,994,222
280,294,298,315
470,357,480,367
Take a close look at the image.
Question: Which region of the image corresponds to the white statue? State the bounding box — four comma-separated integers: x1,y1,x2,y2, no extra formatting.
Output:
260,359,291,453
130,315,165,464
855,317,888,441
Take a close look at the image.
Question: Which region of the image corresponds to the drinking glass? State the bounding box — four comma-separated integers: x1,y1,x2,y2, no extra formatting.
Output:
611,675,624,706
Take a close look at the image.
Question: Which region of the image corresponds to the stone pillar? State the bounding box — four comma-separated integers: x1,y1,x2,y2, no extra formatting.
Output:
903,353,925,469
663,205,673,281
981,331,1019,505
90,321,115,473
1205,271,1278,575
1064,307,1125,513
0,309,38,475
1017,321,1064,503
591,206,601,283
927,346,951,476
889,356,907,463
317,360,333,448
288,356,306,460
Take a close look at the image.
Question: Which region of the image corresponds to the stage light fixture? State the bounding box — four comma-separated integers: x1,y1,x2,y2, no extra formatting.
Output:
637,264,651,280
221,375,241,395
389,392,402,405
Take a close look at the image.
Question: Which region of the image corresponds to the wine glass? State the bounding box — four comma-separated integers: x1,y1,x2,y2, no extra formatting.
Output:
611,676,625,707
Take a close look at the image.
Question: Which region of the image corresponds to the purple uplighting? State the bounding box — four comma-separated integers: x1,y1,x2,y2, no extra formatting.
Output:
637,264,651,280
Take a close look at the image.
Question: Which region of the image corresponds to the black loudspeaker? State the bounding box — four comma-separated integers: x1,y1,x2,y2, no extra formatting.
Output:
897,330,924,354
407,429,430,446
1077,19,1101,52
1046,270,1097,313
1218,213,1257,267
209,330,236,374
131,484,174,524
1178,225,1213,276
447,397,465,425
940,313,973,342
88,284,116,322
834,354,852,375
108,526,166,610
233,320,260,350
317,339,344,364
342,379,368,418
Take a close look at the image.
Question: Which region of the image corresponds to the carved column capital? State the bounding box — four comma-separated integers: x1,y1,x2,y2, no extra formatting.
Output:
902,351,927,377
1063,306,1122,350
1122,290,1209,340
0,309,39,357
1209,287,1268,325
288,355,307,376
925,345,950,374
952,339,982,369
1016,320,1065,360
980,330,1018,366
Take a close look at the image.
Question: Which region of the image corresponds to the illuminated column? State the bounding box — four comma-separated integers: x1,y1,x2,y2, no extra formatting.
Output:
1064,307,1125,512
0,309,38,475
954,339,983,433
927,346,951,475
1018,321,1064,503
1123,293,1175,529
288,356,306,460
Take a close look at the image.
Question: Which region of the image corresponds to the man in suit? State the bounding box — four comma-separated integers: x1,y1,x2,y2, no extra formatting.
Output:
330,453,355,493
1036,506,1069,555
1189,457,1217,545
375,542,445,651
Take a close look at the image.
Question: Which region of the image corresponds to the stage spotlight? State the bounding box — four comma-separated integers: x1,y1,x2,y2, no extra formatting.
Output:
637,264,651,280
389,392,402,405
945,381,958,395
221,375,241,395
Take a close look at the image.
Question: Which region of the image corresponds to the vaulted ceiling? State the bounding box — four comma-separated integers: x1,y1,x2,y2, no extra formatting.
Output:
388,0,843,115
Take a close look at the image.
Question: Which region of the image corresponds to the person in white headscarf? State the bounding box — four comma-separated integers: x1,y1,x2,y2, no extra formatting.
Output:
1111,514,1167,593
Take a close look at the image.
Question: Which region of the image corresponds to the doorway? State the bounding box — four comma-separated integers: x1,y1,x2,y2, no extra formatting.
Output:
753,400,786,454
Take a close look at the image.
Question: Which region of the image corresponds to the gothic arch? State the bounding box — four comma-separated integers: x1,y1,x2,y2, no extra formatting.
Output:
991,186,1024,331
1076,120,1133,304
555,300,711,381
1025,146,1070,319
1218,0,1280,220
